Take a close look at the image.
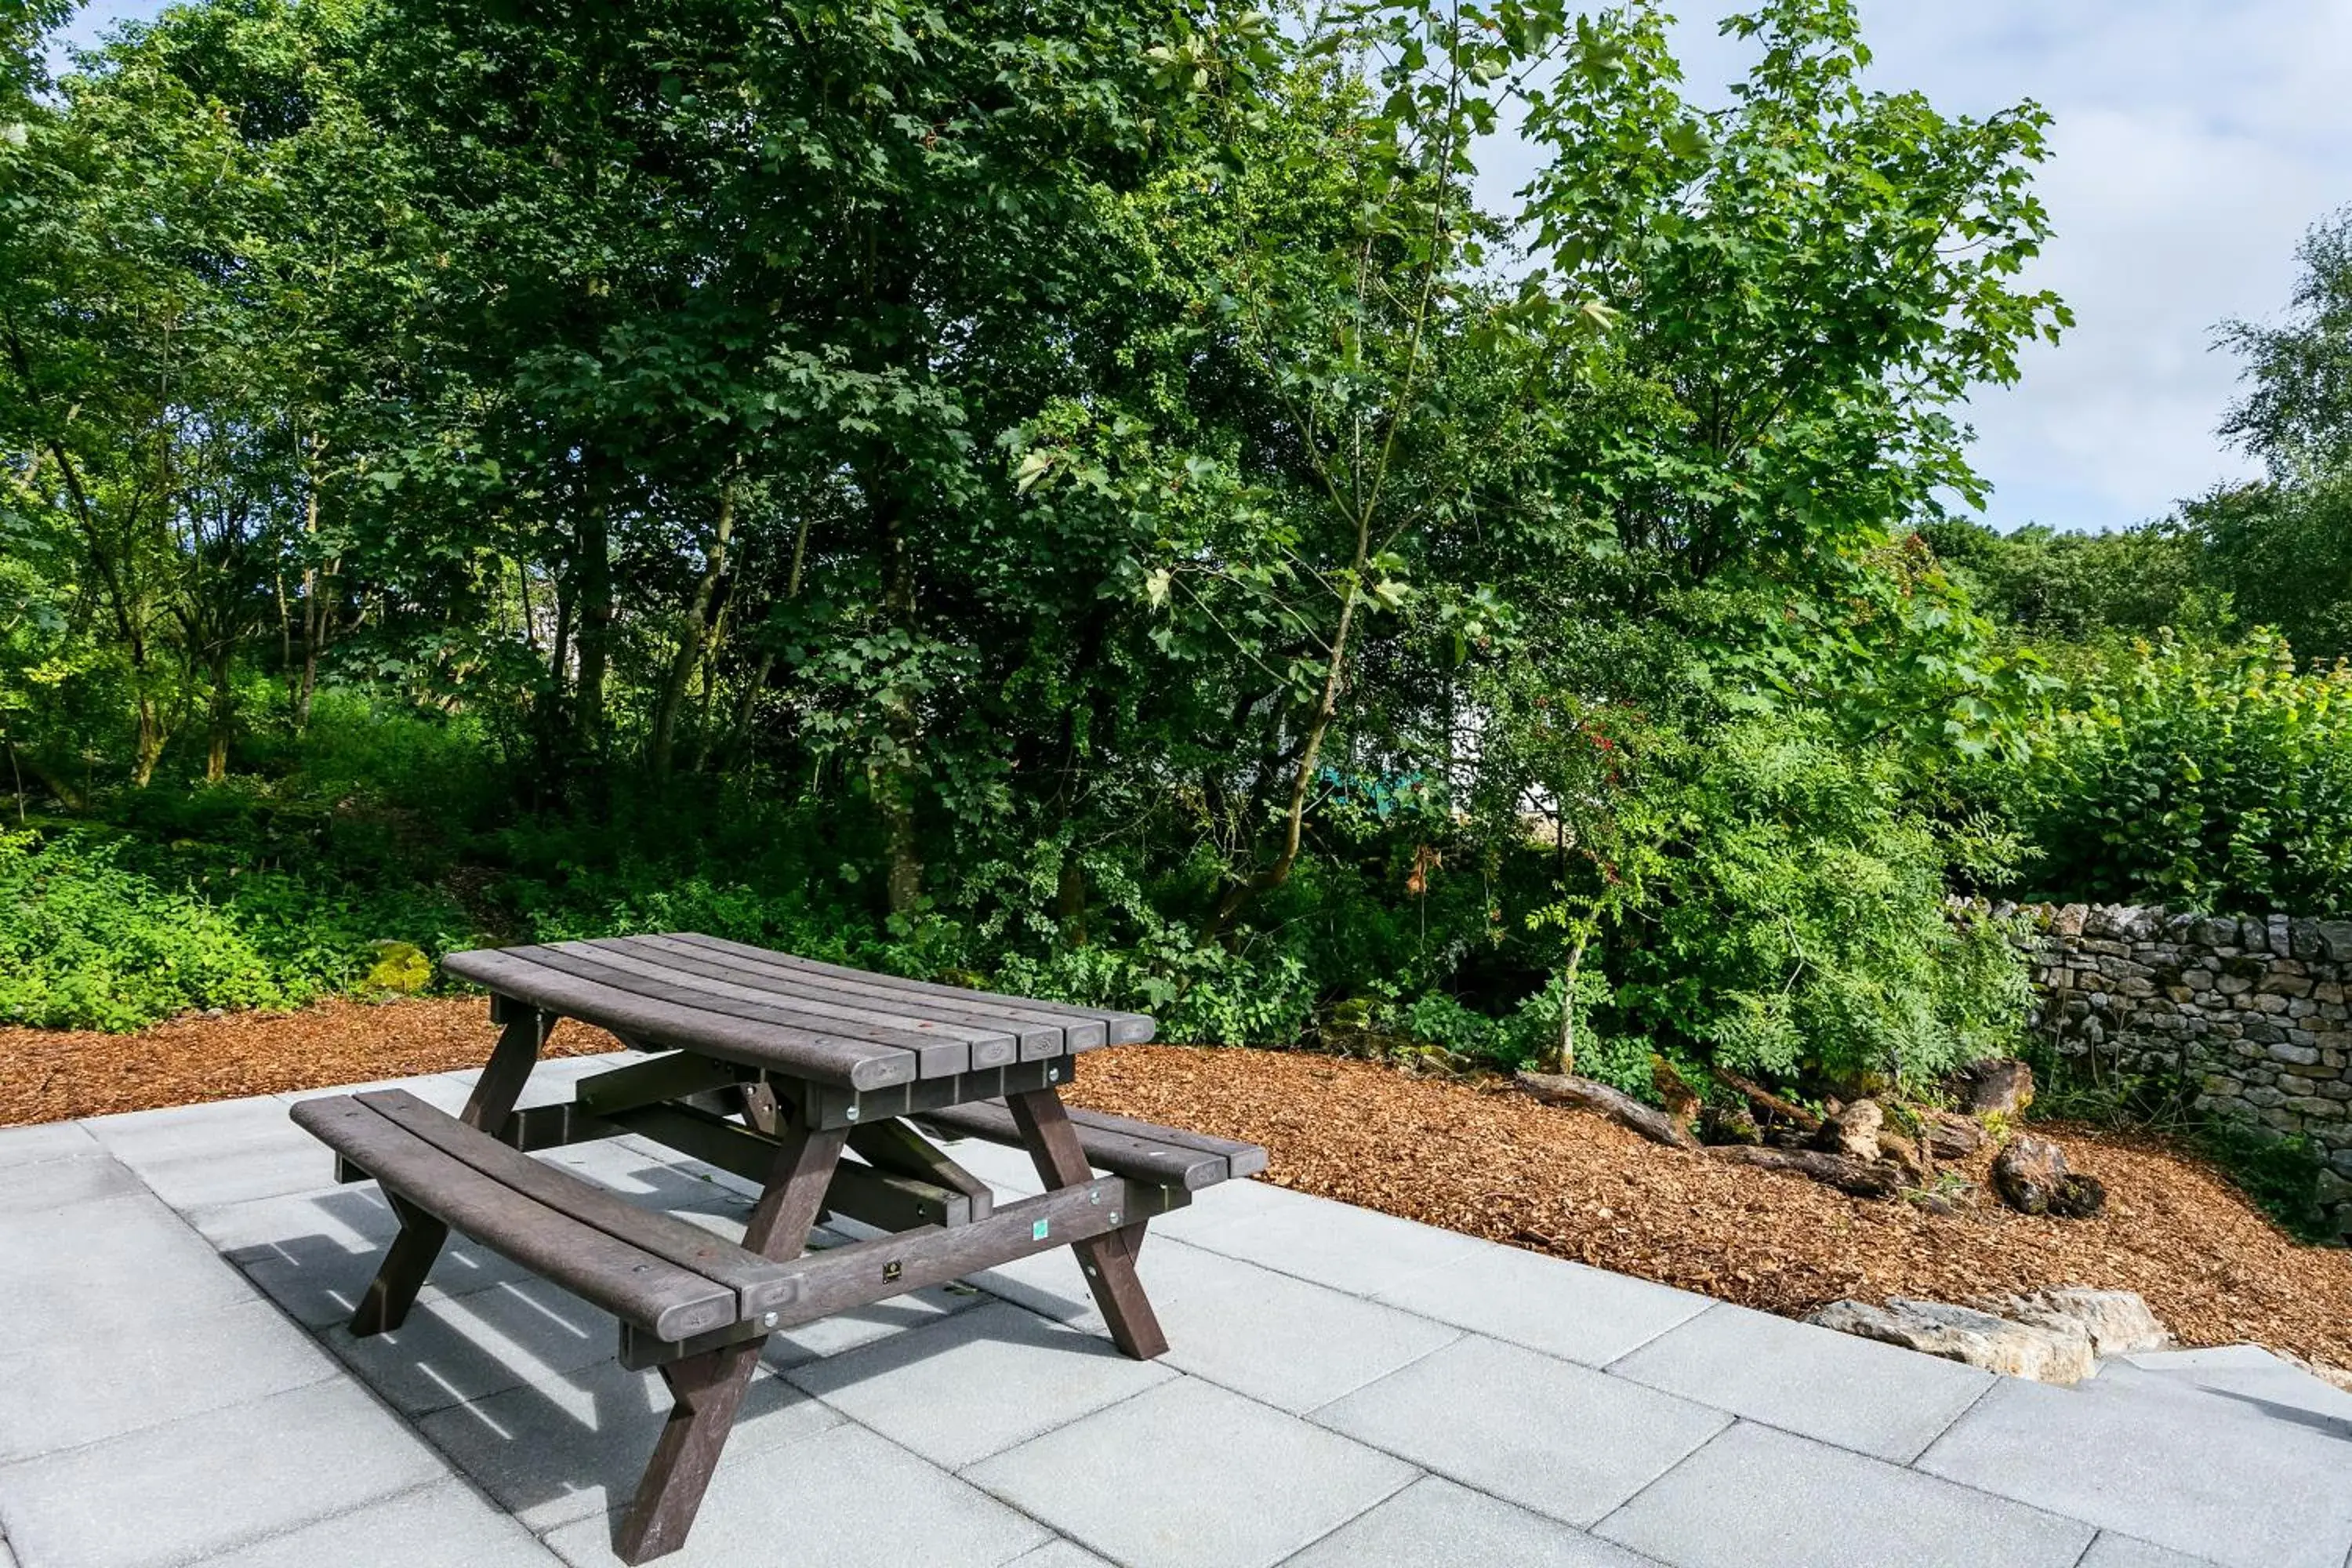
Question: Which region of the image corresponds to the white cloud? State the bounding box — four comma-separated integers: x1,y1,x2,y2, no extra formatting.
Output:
1719,1,2350,532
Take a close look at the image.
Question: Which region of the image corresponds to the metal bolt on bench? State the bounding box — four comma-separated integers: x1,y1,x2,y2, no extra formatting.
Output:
289,932,1265,1563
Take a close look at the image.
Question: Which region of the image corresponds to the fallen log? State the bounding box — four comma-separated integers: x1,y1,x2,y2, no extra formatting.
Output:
1708,1065,1824,1135
1514,1070,1699,1150
1704,1143,1900,1198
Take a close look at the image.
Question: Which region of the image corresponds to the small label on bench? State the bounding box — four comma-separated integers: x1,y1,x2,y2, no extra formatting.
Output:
1033,1218,1051,1241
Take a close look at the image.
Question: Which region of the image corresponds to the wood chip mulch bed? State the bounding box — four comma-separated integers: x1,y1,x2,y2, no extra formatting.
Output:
7,1000,2347,1370
1062,1044,2352,1374
0,997,618,1125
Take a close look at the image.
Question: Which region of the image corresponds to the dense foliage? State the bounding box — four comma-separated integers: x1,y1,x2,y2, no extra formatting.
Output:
1987,637,2352,915
4,0,2347,1130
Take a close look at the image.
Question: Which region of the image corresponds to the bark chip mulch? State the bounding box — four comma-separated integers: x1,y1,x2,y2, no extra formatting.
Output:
8,1001,2347,1371
0,996,619,1125
1062,1044,2352,1374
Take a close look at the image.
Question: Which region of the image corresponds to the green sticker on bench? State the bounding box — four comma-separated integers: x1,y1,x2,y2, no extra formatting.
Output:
1033,1218,1051,1240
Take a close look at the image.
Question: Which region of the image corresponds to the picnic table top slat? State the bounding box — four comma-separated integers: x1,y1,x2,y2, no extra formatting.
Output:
665,933,1155,1046
510,944,974,1080
625,934,1073,1058
439,947,920,1091
633,935,1088,1056
550,941,1018,1069
605,937,1033,1066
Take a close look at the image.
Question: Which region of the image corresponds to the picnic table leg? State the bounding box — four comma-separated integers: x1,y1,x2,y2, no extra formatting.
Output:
615,1114,848,1565
1006,1088,1169,1361
350,1000,547,1337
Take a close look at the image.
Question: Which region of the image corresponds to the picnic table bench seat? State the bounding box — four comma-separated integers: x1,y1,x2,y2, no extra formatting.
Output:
289,932,1261,1563
294,1088,793,1342
918,1101,1269,1190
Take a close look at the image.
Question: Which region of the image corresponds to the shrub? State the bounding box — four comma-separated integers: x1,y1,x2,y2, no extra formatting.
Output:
1991,633,2352,914
1602,717,2031,1093
0,825,469,1029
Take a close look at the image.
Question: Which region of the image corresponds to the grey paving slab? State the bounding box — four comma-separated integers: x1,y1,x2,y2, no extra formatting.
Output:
0,1190,257,1345
324,1273,620,1416
967,1376,1417,1568
786,1298,1173,1468
1282,1475,1655,1567
1168,1184,1492,1297
278,1071,476,1112
1607,1301,1994,1461
2113,1344,2352,1428
1140,1240,1460,1414
83,1093,295,1151
542,1421,1047,1568
964,1239,1106,1333
1370,1239,1709,1366
0,1297,336,1462
1595,1421,2095,1568
913,1132,1044,1196
87,1094,333,1209
418,1358,840,1533
0,1380,447,1568
1314,1333,1727,1528
0,1152,142,1215
763,1280,988,1365
1004,1543,1116,1568
186,1479,561,1567
0,1121,98,1170
236,1225,532,1328
439,1051,648,1105
1144,1171,1314,1229
1917,1374,2352,1568
2078,1534,2223,1568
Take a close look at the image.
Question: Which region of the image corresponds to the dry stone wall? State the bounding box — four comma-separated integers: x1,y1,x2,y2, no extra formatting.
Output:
1985,900,2352,1236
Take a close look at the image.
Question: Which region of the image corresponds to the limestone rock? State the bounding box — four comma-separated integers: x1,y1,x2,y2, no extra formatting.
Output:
1816,1098,1884,1163
1975,1288,2169,1356
1991,1134,2107,1218
2284,1351,2352,1396
1965,1059,2035,1117
1806,1298,2096,1383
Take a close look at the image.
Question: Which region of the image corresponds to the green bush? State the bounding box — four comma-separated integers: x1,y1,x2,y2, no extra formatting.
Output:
1603,717,2031,1094
0,826,468,1028
1991,633,2352,913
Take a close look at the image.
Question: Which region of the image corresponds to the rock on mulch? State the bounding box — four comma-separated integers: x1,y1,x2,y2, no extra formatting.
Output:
1060,1044,2352,1376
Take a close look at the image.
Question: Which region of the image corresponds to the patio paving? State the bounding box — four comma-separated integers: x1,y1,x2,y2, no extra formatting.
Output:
2,1051,2347,1568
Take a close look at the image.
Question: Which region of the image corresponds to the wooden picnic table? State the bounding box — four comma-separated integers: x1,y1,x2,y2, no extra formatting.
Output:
289,933,1265,1563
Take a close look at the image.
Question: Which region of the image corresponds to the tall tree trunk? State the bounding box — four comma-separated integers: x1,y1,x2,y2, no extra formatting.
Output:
130,689,165,787
573,483,612,754
876,488,922,917
717,509,811,774
1207,510,1371,937
292,437,331,731
205,652,234,783
650,475,735,780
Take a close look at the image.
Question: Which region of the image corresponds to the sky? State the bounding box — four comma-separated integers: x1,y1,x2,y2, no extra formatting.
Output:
56,1,2352,535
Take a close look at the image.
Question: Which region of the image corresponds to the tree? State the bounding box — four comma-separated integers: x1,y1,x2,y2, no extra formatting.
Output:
2220,205,2352,478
